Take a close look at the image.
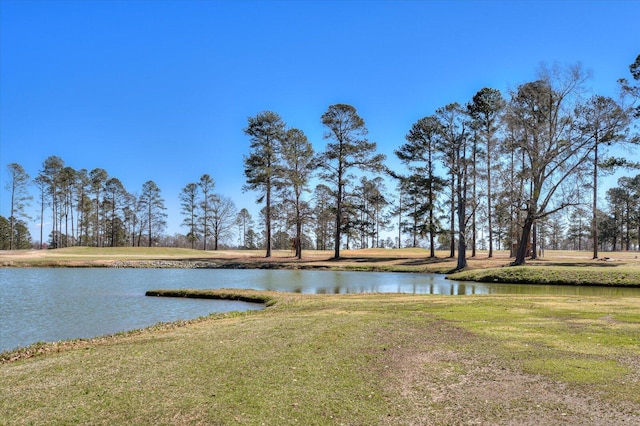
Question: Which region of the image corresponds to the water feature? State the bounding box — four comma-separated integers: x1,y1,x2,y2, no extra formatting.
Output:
2,268,638,353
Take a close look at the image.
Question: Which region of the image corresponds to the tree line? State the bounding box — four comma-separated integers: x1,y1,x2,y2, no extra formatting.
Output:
241,59,640,267
4,157,168,249
3,57,639,267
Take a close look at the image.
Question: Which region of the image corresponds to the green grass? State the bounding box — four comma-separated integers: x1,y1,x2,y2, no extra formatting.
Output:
523,357,628,384
2,291,640,424
449,265,640,286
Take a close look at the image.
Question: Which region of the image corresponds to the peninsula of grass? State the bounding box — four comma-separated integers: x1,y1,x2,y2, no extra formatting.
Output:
145,288,279,306
2,290,639,424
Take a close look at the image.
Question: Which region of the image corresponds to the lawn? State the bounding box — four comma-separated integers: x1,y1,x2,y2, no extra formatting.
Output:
2,290,639,425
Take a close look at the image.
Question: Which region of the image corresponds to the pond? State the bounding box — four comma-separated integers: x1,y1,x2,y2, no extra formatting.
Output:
1,268,638,353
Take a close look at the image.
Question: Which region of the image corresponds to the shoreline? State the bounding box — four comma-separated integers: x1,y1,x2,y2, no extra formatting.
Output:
2,247,639,287
4,258,639,288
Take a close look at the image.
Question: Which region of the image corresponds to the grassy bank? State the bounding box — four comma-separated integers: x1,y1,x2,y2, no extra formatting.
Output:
2,290,639,425
450,265,640,287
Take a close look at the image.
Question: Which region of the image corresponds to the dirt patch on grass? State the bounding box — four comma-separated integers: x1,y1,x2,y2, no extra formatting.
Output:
381,321,640,425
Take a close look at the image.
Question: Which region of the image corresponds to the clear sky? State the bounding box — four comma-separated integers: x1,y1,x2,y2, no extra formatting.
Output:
1,0,638,240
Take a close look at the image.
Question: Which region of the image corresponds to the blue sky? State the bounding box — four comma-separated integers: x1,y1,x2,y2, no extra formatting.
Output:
1,0,638,240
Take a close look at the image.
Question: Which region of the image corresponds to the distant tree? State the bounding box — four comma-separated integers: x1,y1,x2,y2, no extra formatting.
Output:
40,156,65,248
5,163,32,250
139,180,167,247
131,193,147,247
353,177,375,248
435,102,471,270
467,88,505,258
504,64,591,265
179,182,200,249
57,166,77,247
13,219,32,249
312,184,335,251
395,115,445,257
598,209,620,251
566,207,590,251
605,186,630,251
617,174,640,250
104,177,127,247
384,236,395,249
89,168,108,247
272,229,291,251
0,216,9,249
278,127,315,258
467,129,482,258
400,173,439,249
235,208,252,248
432,105,460,260
209,194,237,250
243,111,286,258
245,228,260,249
122,192,140,247
492,189,513,251
198,174,215,250
574,95,630,258
267,202,291,250
339,192,359,250
74,169,91,246
317,104,386,259
368,176,390,248
353,176,389,248
33,175,47,249
388,180,405,249
542,211,564,251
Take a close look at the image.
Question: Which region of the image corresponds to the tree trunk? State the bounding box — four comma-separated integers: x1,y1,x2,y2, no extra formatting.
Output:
39,191,44,249
592,140,599,259
147,203,152,247
531,221,538,260
413,204,418,248
334,181,343,259
296,221,302,259
265,182,272,258
626,203,631,251
456,156,467,270
9,180,16,249
487,142,494,258
456,191,467,270
397,193,402,249
449,180,455,258
471,140,477,258
428,183,436,258
513,215,534,265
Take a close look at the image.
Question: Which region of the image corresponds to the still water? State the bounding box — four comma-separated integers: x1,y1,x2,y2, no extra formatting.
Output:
2,268,639,353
